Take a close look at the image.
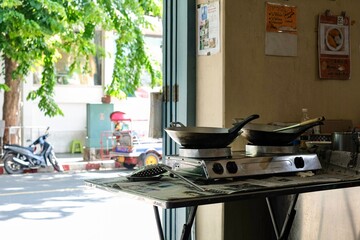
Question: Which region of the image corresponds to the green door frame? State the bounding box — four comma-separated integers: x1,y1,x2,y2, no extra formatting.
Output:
162,0,196,239
163,0,196,152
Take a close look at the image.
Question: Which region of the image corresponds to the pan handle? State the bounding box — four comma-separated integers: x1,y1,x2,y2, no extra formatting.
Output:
228,114,260,134
170,122,186,128
273,116,325,132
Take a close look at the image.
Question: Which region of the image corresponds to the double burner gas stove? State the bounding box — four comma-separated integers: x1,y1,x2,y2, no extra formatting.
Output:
165,145,322,181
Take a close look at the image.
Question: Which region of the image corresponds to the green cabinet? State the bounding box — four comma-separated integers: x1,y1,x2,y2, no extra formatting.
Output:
86,103,114,149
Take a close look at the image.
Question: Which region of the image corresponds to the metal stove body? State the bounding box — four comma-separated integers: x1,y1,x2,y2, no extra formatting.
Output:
165,146,322,181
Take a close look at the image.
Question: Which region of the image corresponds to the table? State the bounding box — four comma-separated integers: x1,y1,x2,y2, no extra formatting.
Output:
85,150,360,240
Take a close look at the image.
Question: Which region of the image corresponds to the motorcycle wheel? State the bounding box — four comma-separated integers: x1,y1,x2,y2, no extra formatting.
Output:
3,153,25,174
49,152,63,172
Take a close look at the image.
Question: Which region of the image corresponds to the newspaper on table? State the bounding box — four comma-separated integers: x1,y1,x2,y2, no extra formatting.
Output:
86,170,356,202
86,150,360,206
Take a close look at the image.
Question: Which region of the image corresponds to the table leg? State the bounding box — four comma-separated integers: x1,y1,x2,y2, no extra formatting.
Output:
266,194,299,240
153,205,198,240
180,206,197,240
153,206,165,240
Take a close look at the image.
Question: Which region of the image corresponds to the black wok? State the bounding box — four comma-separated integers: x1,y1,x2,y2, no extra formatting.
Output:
165,114,260,148
241,121,324,146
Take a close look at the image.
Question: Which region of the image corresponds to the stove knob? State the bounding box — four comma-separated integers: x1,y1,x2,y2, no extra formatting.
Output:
294,157,305,168
226,161,238,174
212,163,224,175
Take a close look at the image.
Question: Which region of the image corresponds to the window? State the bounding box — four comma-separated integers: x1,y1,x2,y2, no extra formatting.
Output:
33,30,103,86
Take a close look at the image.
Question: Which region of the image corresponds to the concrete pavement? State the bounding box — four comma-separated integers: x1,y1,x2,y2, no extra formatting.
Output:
0,170,159,240
0,153,122,175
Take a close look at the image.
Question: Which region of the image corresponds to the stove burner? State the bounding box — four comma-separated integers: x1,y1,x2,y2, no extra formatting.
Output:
246,144,299,157
178,147,232,158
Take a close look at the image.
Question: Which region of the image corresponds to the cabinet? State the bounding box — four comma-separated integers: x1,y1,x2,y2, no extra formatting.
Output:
86,103,114,149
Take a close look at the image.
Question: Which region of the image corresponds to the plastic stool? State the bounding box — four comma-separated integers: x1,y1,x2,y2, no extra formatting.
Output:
71,140,83,154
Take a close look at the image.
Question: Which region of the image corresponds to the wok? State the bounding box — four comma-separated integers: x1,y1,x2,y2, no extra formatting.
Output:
165,114,260,148
241,119,324,146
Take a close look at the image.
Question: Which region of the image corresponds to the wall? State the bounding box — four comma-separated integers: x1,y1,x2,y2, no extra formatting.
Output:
196,1,225,131
20,73,103,153
196,0,225,239
196,0,360,239
21,85,152,153
290,188,360,239
224,0,360,136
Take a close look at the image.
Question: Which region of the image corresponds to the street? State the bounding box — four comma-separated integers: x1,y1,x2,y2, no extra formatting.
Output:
0,170,160,240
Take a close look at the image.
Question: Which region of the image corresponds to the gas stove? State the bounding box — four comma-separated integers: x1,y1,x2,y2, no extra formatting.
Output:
165,147,322,181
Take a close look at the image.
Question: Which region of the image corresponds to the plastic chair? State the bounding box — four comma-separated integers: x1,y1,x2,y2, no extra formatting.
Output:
71,140,83,154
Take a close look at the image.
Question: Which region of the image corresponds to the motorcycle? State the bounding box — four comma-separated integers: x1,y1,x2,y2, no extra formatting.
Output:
2,127,63,174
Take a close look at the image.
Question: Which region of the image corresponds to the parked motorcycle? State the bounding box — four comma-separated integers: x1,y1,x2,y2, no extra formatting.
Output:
2,127,63,174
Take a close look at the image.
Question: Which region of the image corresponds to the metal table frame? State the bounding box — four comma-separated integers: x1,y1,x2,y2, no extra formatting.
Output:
266,194,299,240
153,198,299,240
86,173,360,240
151,179,360,240
153,205,198,240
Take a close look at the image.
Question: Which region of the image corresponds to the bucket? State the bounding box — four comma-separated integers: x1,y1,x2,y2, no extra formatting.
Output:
331,132,360,152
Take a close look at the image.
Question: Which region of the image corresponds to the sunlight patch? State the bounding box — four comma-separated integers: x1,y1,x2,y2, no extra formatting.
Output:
21,211,62,220
0,203,23,211
2,187,24,191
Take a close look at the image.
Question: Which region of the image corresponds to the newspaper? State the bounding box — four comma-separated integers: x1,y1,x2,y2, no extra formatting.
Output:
86,171,357,203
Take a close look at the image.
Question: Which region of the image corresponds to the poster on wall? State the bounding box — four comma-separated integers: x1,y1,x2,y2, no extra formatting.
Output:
197,0,220,56
318,12,350,80
265,2,297,57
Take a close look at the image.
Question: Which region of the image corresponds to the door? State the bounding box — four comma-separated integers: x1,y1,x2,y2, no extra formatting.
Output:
162,0,197,240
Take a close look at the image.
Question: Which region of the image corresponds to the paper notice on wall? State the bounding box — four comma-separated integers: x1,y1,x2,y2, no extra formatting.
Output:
197,0,220,56
265,2,297,57
318,13,350,80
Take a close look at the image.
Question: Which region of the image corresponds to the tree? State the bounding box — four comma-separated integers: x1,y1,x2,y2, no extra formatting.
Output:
0,0,162,143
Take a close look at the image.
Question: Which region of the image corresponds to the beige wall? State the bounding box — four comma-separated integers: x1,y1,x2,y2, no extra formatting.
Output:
196,0,360,239
196,0,225,239
197,1,225,128
198,0,360,150
224,0,360,128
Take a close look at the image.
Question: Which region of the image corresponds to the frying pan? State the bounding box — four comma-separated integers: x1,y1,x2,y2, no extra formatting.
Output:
165,114,260,148
241,120,324,146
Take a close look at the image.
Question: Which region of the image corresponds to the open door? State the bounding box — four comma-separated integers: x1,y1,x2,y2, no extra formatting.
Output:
162,0,197,239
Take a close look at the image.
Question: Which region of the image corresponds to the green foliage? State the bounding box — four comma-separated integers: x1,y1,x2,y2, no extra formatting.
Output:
98,0,162,97
0,0,162,117
27,49,64,116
